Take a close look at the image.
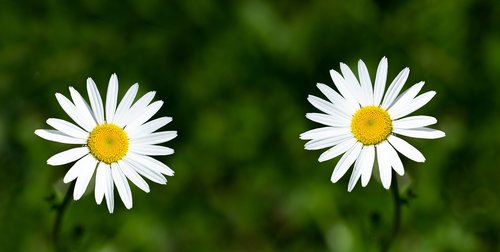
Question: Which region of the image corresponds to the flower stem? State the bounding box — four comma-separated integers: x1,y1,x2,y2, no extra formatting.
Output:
381,171,402,252
52,181,75,251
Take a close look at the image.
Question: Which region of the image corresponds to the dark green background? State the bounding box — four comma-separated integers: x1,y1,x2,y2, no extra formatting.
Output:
0,0,498,251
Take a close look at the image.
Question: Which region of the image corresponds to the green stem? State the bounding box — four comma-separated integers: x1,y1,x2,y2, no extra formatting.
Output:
381,172,402,252
52,181,75,251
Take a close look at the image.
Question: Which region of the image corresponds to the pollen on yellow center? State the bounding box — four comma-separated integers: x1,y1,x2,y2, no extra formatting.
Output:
351,106,392,145
87,123,129,164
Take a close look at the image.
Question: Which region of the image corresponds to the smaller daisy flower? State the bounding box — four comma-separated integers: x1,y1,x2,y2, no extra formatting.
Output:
300,57,445,191
36,74,177,213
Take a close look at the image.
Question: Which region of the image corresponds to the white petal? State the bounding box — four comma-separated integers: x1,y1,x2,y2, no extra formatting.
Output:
316,83,356,116
318,138,357,162
348,146,368,192
130,144,174,156
124,157,167,184
394,127,445,139
360,145,375,187
390,91,436,120
331,142,362,183
112,163,133,209
86,78,105,124
300,127,351,140
94,162,107,204
340,62,366,105
387,81,425,115
305,113,350,127
127,117,172,138
126,153,174,176
35,129,86,144
385,142,404,176
373,57,388,106
358,60,374,106
119,91,156,126
130,131,177,145
73,156,98,200
381,67,410,109
329,70,361,109
47,147,89,166
125,101,164,132
392,115,437,129
118,160,150,193
69,87,97,129
376,142,392,189
305,134,352,151
55,93,94,131
307,95,350,119
63,154,93,183
46,118,88,139
113,84,139,126
388,135,425,162
105,74,119,123
103,164,115,213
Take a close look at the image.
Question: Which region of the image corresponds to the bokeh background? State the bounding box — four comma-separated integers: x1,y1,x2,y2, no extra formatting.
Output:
0,0,499,251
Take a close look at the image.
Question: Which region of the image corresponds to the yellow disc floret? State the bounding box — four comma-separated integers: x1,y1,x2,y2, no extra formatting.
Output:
87,124,129,164
351,106,392,145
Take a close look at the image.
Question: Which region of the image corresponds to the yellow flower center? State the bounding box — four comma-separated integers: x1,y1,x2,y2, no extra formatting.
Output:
87,124,129,164
351,106,392,145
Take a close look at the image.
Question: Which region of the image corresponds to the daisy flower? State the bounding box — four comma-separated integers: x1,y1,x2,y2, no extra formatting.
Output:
300,57,445,191
35,74,177,213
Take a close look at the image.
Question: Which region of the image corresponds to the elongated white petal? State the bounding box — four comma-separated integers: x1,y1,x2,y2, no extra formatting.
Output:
63,154,93,183
35,129,86,144
55,93,94,131
373,57,388,106
125,101,164,131
300,127,351,140
358,60,374,106
127,117,172,138
348,146,368,192
305,113,350,127
103,164,115,213
394,127,445,139
124,157,167,184
316,83,357,116
112,163,133,209
73,156,98,200
47,147,89,166
69,87,97,129
387,81,425,114
46,118,88,139
130,131,177,145
307,95,350,119
105,74,119,123
120,91,156,126
130,144,174,156
390,91,436,120
87,78,105,124
360,145,375,187
318,138,357,162
113,84,139,125
127,153,174,176
94,162,107,204
376,142,392,189
340,62,367,105
305,134,352,151
384,142,404,175
331,142,362,183
381,67,409,109
392,116,437,129
118,160,150,193
329,69,361,109
388,135,425,162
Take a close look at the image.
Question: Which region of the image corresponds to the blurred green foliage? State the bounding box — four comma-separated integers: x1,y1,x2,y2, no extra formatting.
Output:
0,0,499,251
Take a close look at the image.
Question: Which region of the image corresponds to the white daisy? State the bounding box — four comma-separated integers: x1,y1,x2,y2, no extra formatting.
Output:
300,57,445,191
35,74,177,213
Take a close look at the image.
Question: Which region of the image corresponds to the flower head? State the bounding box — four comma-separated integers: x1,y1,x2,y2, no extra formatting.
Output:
36,74,177,213
300,57,445,191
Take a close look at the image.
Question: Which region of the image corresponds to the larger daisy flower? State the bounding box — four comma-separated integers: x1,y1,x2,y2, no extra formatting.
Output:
35,74,177,213
300,57,445,191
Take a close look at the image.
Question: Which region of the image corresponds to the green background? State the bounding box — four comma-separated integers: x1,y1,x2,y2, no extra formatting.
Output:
0,0,498,251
